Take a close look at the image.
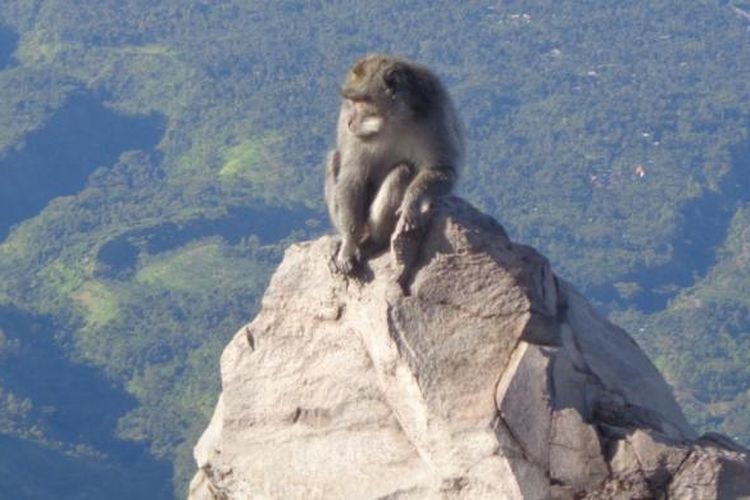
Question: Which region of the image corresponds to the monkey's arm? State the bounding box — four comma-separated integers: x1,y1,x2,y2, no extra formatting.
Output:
397,166,456,232
324,150,341,230
333,168,368,273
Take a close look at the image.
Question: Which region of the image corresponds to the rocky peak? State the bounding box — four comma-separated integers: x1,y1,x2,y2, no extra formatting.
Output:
189,197,750,499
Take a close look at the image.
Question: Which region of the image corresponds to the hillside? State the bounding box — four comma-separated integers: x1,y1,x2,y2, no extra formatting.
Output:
0,1,748,497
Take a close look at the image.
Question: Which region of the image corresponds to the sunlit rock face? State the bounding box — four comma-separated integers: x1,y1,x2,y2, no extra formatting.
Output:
189,197,750,500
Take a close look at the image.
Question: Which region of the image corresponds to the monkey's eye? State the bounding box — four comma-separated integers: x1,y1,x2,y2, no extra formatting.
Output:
341,86,372,102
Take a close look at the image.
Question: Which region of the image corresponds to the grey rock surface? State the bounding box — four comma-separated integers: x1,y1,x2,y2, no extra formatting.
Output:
189,197,750,500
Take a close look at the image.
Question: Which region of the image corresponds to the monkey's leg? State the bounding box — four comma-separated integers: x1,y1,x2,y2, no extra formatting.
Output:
367,163,415,247
396,167,456,234
333,170,367,274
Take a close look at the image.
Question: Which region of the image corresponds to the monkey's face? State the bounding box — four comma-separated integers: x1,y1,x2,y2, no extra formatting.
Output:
341,55,435,135
342,98,385,139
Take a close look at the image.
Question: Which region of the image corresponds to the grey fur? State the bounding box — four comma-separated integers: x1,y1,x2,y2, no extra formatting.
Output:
325,54,464,274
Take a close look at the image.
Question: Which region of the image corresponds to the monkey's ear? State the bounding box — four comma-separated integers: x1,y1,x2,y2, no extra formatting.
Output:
383,64,407,92
388,65,435,113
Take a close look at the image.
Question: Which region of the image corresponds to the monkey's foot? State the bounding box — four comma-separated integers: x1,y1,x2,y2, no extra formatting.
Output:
328,240,361,275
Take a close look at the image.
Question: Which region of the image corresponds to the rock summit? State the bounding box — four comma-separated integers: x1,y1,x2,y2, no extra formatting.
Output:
190,197,750,499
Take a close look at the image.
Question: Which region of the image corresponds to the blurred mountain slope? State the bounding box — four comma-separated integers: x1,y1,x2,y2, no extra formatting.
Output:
0,0,748,496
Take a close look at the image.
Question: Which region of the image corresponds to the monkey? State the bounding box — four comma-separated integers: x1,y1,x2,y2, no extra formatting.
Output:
325,54,464,274
325,150,414,258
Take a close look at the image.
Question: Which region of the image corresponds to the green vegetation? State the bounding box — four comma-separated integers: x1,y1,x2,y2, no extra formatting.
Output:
0,0,749,497
614,207,750,444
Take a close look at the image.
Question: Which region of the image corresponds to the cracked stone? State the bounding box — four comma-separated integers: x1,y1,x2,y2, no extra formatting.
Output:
189,197,750,500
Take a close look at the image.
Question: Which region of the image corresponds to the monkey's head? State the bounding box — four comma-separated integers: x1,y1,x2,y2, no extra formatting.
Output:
340,55,440,140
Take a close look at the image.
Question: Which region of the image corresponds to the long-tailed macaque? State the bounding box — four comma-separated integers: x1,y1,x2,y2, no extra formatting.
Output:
325,54,464,274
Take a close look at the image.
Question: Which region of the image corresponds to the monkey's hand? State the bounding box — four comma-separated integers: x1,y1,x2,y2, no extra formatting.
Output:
395,198,431,235
331,237,361,275
391,200,429,290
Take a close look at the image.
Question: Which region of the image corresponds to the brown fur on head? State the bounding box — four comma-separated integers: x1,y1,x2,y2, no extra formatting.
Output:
340,54,441,119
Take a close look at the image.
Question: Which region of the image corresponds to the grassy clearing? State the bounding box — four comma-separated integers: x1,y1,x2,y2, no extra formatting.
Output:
219,136,284,185
71,281,119,327
137,241,240,292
